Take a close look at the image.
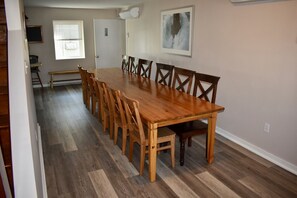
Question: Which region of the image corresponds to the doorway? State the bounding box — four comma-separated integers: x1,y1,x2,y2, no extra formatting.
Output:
93,19,125,68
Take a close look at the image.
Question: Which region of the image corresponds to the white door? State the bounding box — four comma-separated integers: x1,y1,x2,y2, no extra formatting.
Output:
94,19,125,68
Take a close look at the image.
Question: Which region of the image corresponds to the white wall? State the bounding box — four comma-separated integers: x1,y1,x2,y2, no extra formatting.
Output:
5,0,44,197
126,0,297,173
25,8,119,85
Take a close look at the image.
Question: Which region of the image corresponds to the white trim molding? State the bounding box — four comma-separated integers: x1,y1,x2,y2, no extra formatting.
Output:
37,124,48,198
216,126,297,176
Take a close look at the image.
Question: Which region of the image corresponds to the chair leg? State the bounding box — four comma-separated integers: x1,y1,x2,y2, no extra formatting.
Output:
114,123,119,145
109,118,114,139
97,109,101,123
102,113,108,133
158,143,167,153
122,127,128,155
36,72,43,88
129,138,134,162
139,145,146,175
85,89,89,107
157,143,160,155
92,96,96,115
188,137,192,147
82,88,86,104
180,138,186,166
205,134,208,158
86,93,90,110
100,105,104,123
171,137,175,168
91,99,94,114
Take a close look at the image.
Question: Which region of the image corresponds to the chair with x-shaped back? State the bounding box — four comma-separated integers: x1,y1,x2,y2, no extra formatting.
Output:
171,67,195,94
121,55,129,71
95,80,113,138
86,71,97,114
128,56,138,74
78,65,88,106
169,72,220,166
92,77,101,122
155,63,174,86
89,76,100,116
137,59,153,78
122,93,175,175
108,88,128,155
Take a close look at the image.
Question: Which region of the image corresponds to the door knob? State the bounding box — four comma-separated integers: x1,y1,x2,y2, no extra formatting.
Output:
95,55,99,58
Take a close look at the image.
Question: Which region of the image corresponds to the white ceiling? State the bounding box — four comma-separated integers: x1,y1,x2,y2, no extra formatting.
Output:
23,0,146,9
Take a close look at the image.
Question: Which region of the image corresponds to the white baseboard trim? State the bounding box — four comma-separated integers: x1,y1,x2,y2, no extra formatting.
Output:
32,80,81,88
37,124,48,198
216,126,297,176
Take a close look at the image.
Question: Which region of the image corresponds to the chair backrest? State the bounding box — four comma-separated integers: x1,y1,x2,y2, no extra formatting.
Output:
121,55,129,71
129,56,138,74
121,93,145,143
95,80,104,116
96,81,111,116
86,71,95,94
155,63,174,86
92,77,100,101
78,65,87,86
102,82,111,112
29,55,38,64
138,59,153,78
193,73,220,103
108,88,126,127
171,67,195,94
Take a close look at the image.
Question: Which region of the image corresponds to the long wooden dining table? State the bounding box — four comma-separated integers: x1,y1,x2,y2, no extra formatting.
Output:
92,68,225,182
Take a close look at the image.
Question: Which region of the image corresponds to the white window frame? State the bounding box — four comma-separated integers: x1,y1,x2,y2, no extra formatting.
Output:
53,20,85,60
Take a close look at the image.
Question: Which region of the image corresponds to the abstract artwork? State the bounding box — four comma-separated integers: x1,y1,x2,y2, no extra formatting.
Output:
161,7,193,56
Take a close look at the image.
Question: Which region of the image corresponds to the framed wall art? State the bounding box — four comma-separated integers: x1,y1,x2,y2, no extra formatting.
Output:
161,6,193,56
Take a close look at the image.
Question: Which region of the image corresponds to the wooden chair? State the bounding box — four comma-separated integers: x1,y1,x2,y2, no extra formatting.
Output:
83,69,92,110
169,72,220,166
155,63,174,86
121,93,175,175
121,55,129,71
137,59,153,78
90,76,101,116
95,80,112,137
92,77,101,123
86,71,97,115
171,67,195,94
78,65,88,105
128,56,138,74
108,88,128,154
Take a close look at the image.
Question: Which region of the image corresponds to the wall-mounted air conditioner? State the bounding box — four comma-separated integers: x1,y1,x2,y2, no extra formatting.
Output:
230,0,257,2
119,7,140,19
230,0,282,2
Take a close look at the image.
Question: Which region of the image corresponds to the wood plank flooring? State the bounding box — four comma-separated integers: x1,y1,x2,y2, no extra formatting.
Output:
34,85,297,198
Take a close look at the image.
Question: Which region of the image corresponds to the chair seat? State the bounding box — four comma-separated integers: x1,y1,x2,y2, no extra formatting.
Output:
168,120,207,139
142,127,175,145
132,126,175,145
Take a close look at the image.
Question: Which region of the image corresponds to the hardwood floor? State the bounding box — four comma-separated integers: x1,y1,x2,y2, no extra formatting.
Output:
34,85,297,198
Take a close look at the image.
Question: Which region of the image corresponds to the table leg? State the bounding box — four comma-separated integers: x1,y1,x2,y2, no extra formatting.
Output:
207,112,218,164
148,123,157,182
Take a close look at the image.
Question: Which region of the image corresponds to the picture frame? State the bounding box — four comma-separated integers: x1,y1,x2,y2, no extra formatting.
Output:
161,6,193,56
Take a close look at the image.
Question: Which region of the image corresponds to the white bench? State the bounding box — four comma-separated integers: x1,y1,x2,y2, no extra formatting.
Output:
48,70,80,88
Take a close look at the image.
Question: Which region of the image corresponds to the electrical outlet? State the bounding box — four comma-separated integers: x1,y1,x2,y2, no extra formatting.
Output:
264,123,270,133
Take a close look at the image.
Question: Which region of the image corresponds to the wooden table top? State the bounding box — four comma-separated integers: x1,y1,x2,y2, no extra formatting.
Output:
92,68,224,127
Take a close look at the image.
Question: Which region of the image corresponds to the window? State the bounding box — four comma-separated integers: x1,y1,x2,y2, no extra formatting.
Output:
53,20,85,60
